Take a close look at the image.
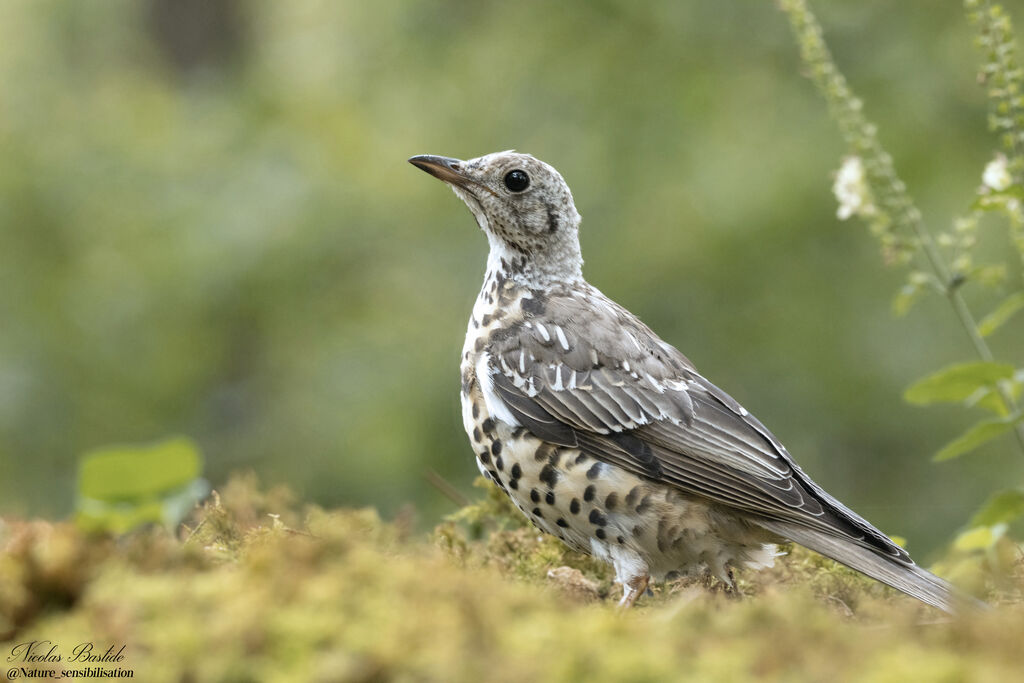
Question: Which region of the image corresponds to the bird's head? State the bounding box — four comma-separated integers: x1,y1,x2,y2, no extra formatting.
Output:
409,151,583,284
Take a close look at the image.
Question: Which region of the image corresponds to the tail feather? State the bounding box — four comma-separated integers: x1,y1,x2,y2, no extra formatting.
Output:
758,521,984,614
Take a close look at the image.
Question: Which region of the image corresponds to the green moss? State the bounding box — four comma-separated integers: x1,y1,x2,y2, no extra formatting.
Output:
2,474,1023,682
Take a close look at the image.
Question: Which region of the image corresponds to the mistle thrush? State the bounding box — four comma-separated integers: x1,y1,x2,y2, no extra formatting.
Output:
410,150,967,612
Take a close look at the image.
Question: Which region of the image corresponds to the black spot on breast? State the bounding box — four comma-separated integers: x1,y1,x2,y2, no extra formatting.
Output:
520,296,546,316
481,313,492,326
589,509,607,527
595,528,606,540
547,449,562,468
495,456,504,471
491,440,503,456
532,507,543,519
605,492,619,511
539,463,559,489
617,536,625,544
530,489,540,503
574,453,588,465
481,418,495,434
472,427,481,443
545,491,555,505
570,498,580,514
508,479,518,490
534,443,556,462
479,450,491,465
510,463,521,480
586,462,603,480
624,486,641,508
556,518,568,528
635,494,653,515
472,403,480,419
583,485,596,502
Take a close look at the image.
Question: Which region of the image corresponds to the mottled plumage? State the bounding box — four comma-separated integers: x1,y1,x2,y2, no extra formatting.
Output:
410,150,972,612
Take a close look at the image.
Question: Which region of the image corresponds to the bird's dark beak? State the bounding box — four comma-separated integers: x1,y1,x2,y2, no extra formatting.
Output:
408,155,470,188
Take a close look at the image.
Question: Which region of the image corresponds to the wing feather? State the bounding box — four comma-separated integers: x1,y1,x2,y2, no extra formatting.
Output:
486,287,912,564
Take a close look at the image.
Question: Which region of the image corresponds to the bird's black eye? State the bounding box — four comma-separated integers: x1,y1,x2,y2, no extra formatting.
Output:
503,169,530,193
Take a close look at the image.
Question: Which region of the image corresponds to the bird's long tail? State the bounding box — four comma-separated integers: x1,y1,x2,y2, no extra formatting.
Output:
758,521,984,614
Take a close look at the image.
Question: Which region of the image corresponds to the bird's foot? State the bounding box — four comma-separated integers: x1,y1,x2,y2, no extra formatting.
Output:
617,573,651,609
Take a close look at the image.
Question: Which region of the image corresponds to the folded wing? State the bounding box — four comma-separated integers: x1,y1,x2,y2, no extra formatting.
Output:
485,289,912,567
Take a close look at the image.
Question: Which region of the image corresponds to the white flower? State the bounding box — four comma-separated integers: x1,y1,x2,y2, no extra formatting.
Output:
982,154,1012,192
832,156,875,220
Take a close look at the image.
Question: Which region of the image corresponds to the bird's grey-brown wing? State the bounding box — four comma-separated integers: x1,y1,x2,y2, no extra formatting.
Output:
484,288,911,565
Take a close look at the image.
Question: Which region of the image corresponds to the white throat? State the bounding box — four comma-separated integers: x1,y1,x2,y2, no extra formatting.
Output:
482,228,584,290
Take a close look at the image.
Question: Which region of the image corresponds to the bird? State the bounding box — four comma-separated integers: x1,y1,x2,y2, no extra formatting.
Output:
409,150,971,612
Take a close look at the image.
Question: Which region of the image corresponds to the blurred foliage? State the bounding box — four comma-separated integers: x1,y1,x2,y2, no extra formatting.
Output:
2,475,1022,681
2,0,1024,558
75,436,207,533
781,0,1024,551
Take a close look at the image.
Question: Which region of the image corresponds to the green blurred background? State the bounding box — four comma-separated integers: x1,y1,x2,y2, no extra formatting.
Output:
1,0,1021,558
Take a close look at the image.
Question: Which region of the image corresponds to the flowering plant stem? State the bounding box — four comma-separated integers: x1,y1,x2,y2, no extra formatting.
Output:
914,222,1024,452
779,0,1024,459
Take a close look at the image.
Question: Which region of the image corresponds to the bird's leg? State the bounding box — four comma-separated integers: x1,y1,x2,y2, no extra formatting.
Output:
617,573,650,609
723,567,743,599
723,567,737,594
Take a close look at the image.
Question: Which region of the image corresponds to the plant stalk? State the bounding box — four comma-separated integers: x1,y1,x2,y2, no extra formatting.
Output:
912,220,1024,451
781,0,1024,457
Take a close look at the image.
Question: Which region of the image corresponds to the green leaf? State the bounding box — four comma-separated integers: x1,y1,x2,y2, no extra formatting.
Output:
971,185,1024,211
76,479,209,534
978,292,1024,337
890,272,938,317
964,370,1023,415
970,487,1024,527
78,436,202,501
952,525,1005,552
891,283,922,317
76,436,207,533
76,498,166,535
965,382,1022,416
904,361,1016,406
933,414,1024,461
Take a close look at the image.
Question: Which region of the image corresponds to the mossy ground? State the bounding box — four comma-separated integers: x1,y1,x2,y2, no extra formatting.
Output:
2,474,1023,683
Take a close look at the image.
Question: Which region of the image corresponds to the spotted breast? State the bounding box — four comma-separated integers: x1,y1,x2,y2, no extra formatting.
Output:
460,270,780,606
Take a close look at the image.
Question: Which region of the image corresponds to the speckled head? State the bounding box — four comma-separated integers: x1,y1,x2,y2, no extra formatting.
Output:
409,151,584,285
